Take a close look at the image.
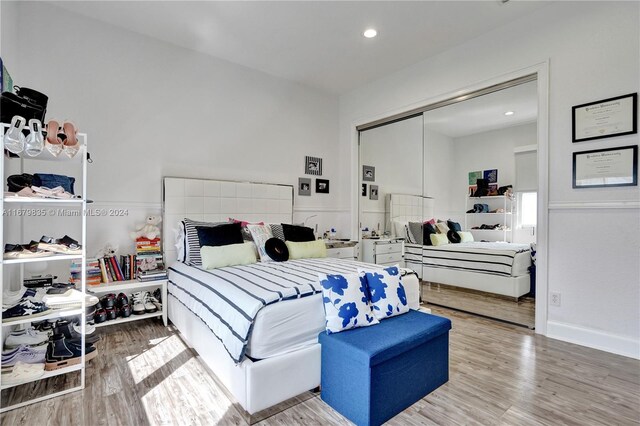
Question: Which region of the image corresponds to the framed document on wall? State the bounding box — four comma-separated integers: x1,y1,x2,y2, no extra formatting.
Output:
573,145,638,188
572,93,637,142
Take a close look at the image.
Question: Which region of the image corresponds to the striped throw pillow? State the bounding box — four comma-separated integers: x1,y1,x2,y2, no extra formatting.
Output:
182,218,226,266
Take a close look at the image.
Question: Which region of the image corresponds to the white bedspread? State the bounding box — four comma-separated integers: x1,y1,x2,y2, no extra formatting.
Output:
168,258,415,363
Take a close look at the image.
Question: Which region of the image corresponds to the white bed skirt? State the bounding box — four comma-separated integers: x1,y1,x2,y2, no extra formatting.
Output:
422,266,531,298
168,271,421,415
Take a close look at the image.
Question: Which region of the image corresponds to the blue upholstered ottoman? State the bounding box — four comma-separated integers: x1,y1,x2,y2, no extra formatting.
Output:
319,310,452,426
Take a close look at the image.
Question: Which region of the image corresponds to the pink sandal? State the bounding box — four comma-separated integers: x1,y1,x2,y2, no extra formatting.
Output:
62,122,79,158
45,120,63,157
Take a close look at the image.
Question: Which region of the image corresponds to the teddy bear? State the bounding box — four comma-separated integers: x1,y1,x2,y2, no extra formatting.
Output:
95,242,119,258
130,215,162,240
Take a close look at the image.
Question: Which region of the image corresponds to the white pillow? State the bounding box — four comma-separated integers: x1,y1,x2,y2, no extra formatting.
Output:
247,224,274,262
319,272,379,334
286,240,327,259
358,265,410,320
393,220,409,240
200,242,257,270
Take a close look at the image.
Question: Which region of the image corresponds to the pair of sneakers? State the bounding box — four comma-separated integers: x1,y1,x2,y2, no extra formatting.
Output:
4,327,49,348
131,291,160,315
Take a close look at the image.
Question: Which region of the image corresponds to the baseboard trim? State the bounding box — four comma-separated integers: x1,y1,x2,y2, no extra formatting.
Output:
547,320,640,360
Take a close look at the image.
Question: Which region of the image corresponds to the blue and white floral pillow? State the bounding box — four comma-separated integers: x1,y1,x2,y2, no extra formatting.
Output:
318,272,379,334
358,265,410,320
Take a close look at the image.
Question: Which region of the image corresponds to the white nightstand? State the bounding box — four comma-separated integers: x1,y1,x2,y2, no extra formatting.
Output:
362,238,404,267
325,241,359,260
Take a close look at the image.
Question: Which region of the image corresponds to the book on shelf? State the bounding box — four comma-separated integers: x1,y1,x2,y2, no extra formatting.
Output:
70,259,101,286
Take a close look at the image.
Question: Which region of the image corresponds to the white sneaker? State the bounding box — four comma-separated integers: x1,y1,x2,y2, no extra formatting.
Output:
131,291,149,315
4,328,49,348
1,361,45,386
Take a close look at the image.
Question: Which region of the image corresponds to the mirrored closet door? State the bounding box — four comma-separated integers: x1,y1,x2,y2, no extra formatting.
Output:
421,79,538,328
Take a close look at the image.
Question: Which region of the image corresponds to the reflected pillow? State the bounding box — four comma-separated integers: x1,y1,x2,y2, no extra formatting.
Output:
436,222,449,234
458,231,474,242
430,234,449,246
407,222,423,245
423,223,437,246
447,220,462,232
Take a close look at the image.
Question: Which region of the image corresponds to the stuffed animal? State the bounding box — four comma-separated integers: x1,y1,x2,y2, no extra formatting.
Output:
130,215,162,240
95,242,119,258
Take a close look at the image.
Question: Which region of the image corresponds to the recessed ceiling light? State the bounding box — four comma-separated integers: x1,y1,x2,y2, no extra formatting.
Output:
504,111,515,116
363,29,377,38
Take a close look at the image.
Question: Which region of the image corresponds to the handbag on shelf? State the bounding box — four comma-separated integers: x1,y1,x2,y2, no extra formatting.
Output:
1,86,48,125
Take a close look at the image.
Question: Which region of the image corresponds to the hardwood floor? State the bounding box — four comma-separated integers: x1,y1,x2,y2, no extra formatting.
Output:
2,309,639,425
422,282,536,328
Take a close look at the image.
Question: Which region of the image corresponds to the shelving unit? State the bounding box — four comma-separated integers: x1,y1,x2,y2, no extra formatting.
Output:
465,195,513,242
87,279,167,327
0,123,89,412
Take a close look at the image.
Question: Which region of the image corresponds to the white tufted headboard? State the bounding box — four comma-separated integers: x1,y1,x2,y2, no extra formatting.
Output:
386,193,435,236
162,177,294,266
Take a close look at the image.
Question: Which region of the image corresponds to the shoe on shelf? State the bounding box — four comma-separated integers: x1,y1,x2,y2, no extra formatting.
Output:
44,334,96,371
4,327,50,348
37,235,82,255
54,320,100,345
131,291,157,314
3,242,50,260
105,307,117,321
2,300,50,322
119,304,132,318
1,361,45,386
45,283,76,295
42,289,98,310
45,120,63,157
1,345,47,367
94,309,107,324
62,122,80,158
100,293,116,309
116,293,129,309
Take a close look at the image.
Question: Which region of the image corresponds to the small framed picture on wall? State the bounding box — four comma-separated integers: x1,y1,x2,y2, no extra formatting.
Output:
305,156,323,175
361,183,367,196
298,178,311,196
316,179,330,194
362,165,375,182
369,185,379,200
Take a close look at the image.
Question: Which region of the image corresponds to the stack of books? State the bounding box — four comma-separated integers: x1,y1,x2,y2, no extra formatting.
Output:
136,237,167,282
99,256,127,283
71,259,102,286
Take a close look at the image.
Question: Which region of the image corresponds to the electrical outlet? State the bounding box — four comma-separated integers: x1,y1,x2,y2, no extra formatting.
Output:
550,292,561,307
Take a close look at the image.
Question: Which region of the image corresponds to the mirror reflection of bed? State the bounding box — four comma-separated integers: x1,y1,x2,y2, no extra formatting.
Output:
359,79,538,329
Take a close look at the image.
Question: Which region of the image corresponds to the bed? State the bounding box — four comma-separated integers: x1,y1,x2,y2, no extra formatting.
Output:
162,178,421,418
388,193,531,299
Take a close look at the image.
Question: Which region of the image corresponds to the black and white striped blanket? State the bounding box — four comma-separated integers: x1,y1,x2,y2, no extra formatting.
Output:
168,257,399,363
405,241,530,277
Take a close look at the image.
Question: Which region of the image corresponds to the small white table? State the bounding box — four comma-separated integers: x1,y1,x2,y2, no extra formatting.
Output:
361,238,405,267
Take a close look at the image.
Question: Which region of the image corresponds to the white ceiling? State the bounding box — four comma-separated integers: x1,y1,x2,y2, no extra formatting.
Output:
424,80,538,138
50,1,550,95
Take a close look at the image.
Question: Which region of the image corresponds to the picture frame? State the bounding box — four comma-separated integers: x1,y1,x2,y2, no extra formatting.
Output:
362,165,375,182
361,183,367,196
468,171,482,185
305,156,323,176
483,169,498,184
316,179,330,194
573,145,637,188
298,177,311,196
572,93,638,142
369,185,379,200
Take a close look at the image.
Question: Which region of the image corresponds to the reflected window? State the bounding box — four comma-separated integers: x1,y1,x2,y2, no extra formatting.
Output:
519,192,537,227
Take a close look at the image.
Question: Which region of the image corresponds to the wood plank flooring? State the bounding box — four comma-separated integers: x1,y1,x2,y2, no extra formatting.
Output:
2,308,638,425
422,282,536,328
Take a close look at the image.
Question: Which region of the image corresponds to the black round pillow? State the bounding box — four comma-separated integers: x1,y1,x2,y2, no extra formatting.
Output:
265,237,289,262
447,230,461,244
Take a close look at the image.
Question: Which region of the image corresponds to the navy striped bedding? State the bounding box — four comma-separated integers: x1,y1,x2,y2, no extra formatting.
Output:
168,257,397,363
405,241,530,277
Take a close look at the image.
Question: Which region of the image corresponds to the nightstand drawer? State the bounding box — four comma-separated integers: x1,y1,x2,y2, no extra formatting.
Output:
326,247,356,259
374,243,402,255
376,252,403,264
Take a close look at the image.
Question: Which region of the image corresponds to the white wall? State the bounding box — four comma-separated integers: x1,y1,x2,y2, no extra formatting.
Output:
424,128,454,219
340,2,639,358
359,116,422,233
11,2,344,258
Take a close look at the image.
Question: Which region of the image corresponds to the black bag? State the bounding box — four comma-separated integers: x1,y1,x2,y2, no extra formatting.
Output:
497,185,512,196
473,178,489,197
7,173,34,192
1,86,48,124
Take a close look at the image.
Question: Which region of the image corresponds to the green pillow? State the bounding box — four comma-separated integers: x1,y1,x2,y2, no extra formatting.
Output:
458,231,474,243
200,242,257,270
285,240,327,259
430,233,450,246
